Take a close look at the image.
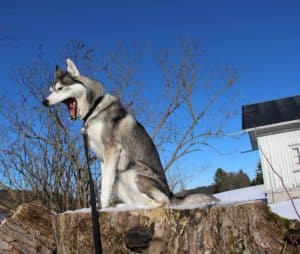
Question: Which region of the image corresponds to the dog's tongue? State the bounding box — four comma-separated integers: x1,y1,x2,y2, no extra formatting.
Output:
66,98,76,120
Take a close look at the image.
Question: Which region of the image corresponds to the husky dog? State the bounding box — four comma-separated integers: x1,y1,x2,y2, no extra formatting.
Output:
43,59,217,208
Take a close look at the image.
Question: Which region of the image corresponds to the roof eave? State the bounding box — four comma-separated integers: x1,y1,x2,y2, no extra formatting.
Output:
243,119,300,133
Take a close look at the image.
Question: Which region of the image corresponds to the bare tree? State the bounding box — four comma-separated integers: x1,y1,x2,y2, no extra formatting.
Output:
155,44,237,172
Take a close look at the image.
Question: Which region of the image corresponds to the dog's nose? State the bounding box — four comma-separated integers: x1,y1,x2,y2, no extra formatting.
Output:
42,99,49,107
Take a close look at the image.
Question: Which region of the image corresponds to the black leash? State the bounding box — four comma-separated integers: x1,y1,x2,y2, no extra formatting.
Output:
82,95,104,122
82,130,103,254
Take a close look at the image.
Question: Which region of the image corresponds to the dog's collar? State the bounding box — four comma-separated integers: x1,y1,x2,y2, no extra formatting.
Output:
82,95,104,123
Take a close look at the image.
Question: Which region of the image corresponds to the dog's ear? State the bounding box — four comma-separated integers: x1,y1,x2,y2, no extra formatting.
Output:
55,65,63,78
66,58,80,78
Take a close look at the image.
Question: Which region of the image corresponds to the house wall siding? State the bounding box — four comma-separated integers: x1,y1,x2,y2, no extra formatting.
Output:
257,129,300,197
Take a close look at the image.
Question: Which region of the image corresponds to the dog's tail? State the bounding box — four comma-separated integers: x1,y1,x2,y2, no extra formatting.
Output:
171,189,219,206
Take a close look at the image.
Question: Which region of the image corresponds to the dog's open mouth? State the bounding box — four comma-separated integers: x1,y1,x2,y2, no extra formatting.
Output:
63,98,77,120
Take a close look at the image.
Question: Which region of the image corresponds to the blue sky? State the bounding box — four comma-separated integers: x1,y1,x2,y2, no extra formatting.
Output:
1,0,300,187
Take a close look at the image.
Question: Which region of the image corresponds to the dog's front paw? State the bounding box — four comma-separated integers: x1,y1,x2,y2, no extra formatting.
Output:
101,199,110,208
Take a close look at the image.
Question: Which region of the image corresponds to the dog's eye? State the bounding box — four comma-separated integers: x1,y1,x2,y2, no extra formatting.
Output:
57,87,63,91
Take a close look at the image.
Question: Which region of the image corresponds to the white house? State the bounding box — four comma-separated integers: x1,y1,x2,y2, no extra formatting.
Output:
242,95,300,203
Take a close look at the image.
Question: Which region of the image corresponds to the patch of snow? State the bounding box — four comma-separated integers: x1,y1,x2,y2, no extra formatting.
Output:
101,204,152,212
63,208,92,214
63,205,154,214
269,199,300,220
214,185,266,203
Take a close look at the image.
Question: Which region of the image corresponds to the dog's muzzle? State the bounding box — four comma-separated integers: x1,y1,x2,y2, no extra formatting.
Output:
42,99,50,107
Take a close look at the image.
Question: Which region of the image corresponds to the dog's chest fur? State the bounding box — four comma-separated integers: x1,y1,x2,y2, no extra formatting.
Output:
84,95,114,161
86,121,105,161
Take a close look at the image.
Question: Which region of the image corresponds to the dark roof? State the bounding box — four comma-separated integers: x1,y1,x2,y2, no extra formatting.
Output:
242,95,300,130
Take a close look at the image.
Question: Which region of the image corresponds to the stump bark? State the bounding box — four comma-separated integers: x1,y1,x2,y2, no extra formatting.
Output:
54,202,299,253
0,201,299,253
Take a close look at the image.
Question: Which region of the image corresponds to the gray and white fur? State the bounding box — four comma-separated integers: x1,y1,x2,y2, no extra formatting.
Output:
43,58,217,208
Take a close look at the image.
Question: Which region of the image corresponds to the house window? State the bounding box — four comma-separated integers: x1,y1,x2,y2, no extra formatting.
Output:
291,146,300,172
292,147,300,165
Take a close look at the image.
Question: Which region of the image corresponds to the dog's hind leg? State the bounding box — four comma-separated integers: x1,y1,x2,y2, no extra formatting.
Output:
133,162,171,206
136,175,171,207
113,168,170,208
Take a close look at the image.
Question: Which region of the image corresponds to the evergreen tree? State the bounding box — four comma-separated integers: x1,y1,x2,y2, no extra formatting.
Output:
213,168,226,193
251,162,264,185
